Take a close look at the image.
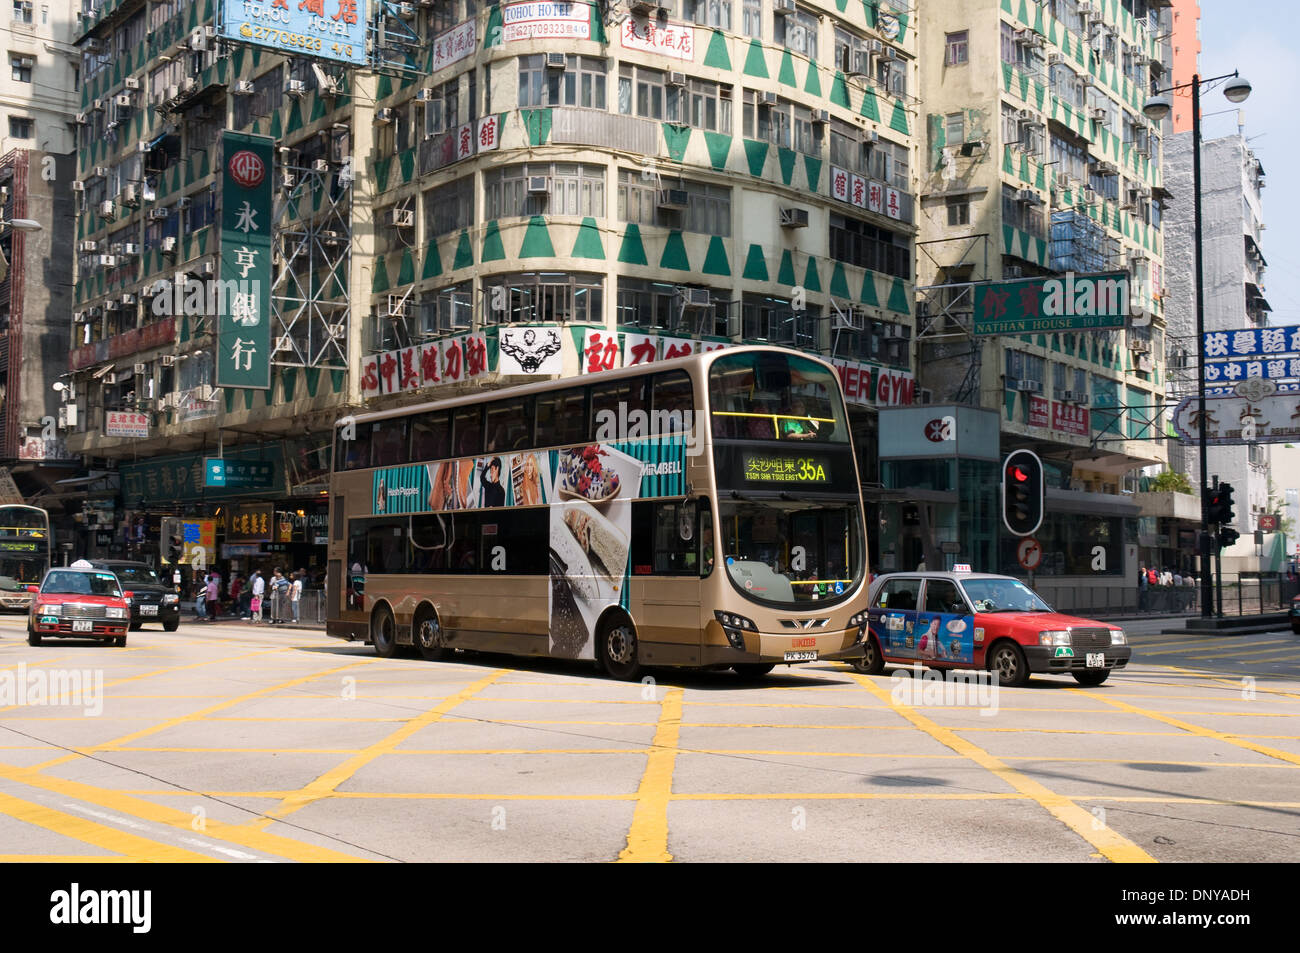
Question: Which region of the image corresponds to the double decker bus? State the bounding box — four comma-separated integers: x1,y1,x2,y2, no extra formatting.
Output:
327,346,870,679
0,504,52,611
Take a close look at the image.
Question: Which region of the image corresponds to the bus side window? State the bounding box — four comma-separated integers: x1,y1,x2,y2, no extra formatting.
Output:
537,387,587,447
486,396,535,452
342,424,371,470
446,513,482,574
370,420,408,468
589,379,648,441
630,501,695,575
453,405,484,457
410,410,450,461
698,500,714,577
652,370,694,433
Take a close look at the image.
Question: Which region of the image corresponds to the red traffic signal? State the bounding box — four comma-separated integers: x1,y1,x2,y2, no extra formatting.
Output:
1002,450,1044,537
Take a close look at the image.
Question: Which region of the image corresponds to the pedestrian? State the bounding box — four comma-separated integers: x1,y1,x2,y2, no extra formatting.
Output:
291,570,304,623
250,569,265,623
205,571,221,621
270,568,289,624
1137,563,1148,611
230,573,243,617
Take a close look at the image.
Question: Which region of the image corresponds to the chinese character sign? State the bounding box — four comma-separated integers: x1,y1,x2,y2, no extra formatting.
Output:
1204,357,1300,383
218,0,368,66
501,1,590,41
1202,327,1300,363
217,132,274,389
432,18,476,73
620,16,695,60
105,411,151,438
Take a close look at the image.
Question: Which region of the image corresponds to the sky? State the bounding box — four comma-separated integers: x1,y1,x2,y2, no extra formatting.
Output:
1199,1,1300,497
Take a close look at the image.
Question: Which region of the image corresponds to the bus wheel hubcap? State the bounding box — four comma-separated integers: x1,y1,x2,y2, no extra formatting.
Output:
418,619,440,649
607,627,634,664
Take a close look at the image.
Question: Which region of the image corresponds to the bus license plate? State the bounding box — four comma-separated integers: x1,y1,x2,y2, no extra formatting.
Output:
784,650,817,662
141,605,158,615
72,620,93,633
1086,653,1105,668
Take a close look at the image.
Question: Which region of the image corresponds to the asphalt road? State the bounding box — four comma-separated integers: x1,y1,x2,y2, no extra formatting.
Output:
0,613,1297,863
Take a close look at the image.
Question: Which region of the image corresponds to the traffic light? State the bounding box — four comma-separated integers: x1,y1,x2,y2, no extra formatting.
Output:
160,517,183,566
1207,483,1236,525
1218,527,1241,550
1001,449,1044,537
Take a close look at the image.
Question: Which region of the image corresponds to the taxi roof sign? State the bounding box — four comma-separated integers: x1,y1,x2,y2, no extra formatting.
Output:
953,563,973,573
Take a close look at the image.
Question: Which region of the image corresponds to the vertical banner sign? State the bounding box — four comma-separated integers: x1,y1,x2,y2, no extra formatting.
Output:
217,132,274,390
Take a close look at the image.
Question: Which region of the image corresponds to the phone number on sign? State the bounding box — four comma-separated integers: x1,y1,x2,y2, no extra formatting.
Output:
237,23,330,52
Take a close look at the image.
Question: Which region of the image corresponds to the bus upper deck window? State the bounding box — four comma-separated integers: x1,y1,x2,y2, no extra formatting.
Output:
453,406,483,456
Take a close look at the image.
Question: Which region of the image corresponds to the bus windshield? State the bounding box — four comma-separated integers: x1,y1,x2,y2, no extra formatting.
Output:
718,500,863,607
709,351,849,443
0,555,44,590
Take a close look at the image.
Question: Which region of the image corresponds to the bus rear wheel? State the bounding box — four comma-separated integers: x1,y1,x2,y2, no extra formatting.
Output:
371,606,398,659
600,620,642,681
414,610,448,662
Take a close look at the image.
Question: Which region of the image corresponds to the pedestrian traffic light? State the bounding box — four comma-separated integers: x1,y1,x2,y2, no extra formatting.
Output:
1218,526,1241,550
1207,483,1236,525
1001,449,1044,537
160,517,183,565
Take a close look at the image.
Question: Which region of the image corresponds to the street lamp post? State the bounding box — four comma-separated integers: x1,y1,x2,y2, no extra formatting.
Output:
1144,72,1252,620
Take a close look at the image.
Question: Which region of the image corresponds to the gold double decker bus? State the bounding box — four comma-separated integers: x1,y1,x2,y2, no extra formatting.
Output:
326,346,870,679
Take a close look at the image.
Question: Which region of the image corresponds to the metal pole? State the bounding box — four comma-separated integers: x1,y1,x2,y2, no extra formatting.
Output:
1193,76,1213,619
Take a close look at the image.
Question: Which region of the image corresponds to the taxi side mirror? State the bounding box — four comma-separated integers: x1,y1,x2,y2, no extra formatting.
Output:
26,584,38,593
123,591,134,600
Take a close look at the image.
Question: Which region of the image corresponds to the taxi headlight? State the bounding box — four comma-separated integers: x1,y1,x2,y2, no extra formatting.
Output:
1110,628,1127,645
1038,630,1071,646
106,607,127,619
38,603,62,615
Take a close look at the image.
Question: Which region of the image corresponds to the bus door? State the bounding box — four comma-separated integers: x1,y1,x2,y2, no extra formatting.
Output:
869,576,921,659
917,578,976,666
630,500,707,650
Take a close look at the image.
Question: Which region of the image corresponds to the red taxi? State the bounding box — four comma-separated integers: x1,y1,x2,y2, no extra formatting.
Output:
26,565,133,647
853,571,1131,686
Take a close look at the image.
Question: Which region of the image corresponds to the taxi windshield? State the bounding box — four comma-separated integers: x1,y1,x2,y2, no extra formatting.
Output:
960,578,1052,613
41,571,123,598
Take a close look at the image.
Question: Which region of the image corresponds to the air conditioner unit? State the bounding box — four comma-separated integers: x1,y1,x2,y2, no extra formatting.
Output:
124,76,140,91
545,53,567,70
97,200,115,218
1129,336,1150,353
166,84,179,100
78,240,98,252
73,310,86,323
1004,265,1024,279
772,0,796,16
193,385,217,401
285,80,306,97
1089,160,1118,176
133,362,146,375
201,260,215,276
188,28,208,51
161,236,177,254
120,184,139,206
120,243,139,256
1016,108,1035,123
161,354,176,367
313,158,330,173
382,295,408,319
1081,187,1098,204
1014,28,1035,43
1047,52,1062,66
1090,106,1107,122
862,129,880,145
83,38,101,52
393,2,416,17
175,196,191,209
759,91,779,107
1063,390,1088,404
148,208,170,220
234,80,255,95
180,77,196,94
375,107,394,124
527,175,549,194
812,109,830,126
114,93,132,108
72,180,85,192
274,335,293,352
657,188,689,210
415,88,434,101
1016,379,1042,393
93,165,109,178
666,72,687,87
122,294,137,307
104,298,121,311
388,207,413,227
1055,171,1075,190
628,0,658,14
881,324,908,340
780,207,809,228
327,323,346,339
683,288,712,309
1016,188,1043,205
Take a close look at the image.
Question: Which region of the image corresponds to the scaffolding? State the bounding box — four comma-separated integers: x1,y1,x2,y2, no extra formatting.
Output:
1049,209,1114,275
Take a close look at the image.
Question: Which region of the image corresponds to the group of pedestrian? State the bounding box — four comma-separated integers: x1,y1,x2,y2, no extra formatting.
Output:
1138,564,1197,612
192,567,309,624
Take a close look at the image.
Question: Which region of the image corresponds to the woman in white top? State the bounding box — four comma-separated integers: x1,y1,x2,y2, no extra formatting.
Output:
291,571,304,623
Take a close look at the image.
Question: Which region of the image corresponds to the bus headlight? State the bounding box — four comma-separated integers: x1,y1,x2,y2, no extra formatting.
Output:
848,610,869,643
714,610,756,649
1038,630,1071,646
1110,628,1127,645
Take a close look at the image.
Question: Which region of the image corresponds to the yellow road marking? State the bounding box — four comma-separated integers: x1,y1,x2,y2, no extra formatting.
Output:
1178,642,1298,660
0,855,144,862
0,761,370,862
852,675,1156,863
617,688,684,863
1154,666,1300,700
1138,639,1292,657
1071,689,1300,767
0,788,215,862
245,669,509,828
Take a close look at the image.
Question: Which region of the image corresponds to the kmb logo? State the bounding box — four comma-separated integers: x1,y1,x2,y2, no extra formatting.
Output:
228,150,265,188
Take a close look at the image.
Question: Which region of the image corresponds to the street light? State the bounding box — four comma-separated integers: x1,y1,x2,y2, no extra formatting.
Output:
1,218,41,232
1144,71,1252,619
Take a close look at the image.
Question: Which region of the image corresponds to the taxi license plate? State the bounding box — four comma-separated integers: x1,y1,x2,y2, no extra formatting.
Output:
784,650,817,662
141,605,158,615
72,620,94,633
1086,653,1105,668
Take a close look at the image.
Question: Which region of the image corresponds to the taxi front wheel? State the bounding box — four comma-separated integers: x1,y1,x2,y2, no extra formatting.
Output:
852,635,884,676
987,642,1029,687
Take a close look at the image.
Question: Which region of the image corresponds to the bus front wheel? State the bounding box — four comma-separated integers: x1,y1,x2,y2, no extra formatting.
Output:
600,620,642,681
414,609,448,662
371,606,398,659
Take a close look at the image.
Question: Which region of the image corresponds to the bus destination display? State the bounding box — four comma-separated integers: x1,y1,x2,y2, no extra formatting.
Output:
741,453,831,485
